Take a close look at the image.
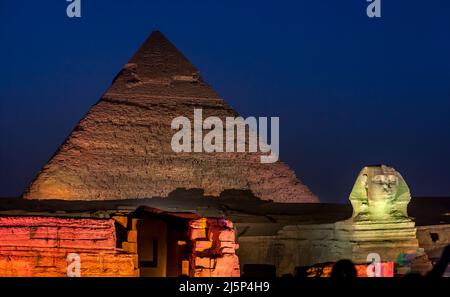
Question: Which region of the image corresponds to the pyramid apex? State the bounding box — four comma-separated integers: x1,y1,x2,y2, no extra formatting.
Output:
150,30,164,36
122,30,198,80
147,30,169,41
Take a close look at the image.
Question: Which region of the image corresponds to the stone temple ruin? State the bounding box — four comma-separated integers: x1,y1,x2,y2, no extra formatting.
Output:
0,31,449,277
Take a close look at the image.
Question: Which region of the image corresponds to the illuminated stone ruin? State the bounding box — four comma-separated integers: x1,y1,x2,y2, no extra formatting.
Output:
0,212,239,277
189,218,240,277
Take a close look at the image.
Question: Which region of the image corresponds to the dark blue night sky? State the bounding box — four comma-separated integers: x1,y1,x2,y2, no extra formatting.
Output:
1,1,449,203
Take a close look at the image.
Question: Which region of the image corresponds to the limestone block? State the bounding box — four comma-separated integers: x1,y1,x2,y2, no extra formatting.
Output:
211,254,240,277
195,257,213,268
190,228,206,240
219,241,238,250
194,240,213,251
127,230,137,243
190,218,207,229
131,218,139,231
221,247,236,254
122,242,137,253
218,229,235,242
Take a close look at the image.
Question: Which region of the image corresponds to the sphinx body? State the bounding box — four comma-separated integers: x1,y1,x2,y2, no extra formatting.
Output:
332,165,431,270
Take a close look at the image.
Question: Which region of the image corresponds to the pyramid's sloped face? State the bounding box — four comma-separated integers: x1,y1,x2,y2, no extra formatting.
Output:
23,32,319,203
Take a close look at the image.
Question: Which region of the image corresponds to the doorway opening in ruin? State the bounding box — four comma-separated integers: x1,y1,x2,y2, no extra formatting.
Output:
134,207,198,277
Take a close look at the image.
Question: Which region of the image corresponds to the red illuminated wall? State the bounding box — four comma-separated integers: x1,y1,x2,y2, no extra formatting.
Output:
0,215,240,277
0,216,138,277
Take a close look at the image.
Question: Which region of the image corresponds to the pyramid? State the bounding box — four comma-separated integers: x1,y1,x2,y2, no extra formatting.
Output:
23,31,319,203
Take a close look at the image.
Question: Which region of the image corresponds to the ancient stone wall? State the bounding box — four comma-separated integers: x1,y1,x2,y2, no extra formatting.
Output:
0,216,138,276
237,224,348,276
416,224,450,260
189,218,240,277
237,222,439,276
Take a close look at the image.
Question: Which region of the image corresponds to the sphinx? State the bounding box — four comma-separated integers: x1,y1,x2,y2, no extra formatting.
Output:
349,165,411,222
333,165,429,267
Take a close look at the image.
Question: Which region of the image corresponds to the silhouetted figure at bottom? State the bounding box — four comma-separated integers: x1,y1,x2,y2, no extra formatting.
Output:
403,272,423,278
330,259,357,278
426,244,450,277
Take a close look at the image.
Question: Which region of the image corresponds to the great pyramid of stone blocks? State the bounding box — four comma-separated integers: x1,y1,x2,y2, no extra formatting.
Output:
23,31,318,203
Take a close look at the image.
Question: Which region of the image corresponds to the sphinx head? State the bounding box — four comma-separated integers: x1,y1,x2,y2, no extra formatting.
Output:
368,166,399,201
349,165,411,222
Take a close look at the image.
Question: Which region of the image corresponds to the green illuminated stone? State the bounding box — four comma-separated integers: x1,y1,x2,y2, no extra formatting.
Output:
349,165,411,222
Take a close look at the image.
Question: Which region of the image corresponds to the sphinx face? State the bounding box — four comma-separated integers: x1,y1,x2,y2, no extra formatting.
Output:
368,174,398,202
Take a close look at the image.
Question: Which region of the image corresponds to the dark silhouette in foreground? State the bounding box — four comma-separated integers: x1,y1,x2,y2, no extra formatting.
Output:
403,273,423,278
330,259,357,278
426,244,450,277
